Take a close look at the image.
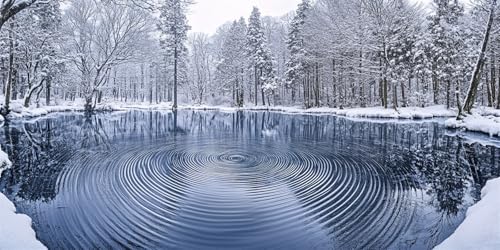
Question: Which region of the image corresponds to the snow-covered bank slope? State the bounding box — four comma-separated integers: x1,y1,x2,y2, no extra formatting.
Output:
436,178,500,250
1,102,457,122
446,114,500,137
0,148,46,250
183,105,456,119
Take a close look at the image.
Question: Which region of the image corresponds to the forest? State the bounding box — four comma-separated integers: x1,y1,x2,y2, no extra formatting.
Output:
0,0,498,113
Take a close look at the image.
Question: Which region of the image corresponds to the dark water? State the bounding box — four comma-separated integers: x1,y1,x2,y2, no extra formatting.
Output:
1,111,499,249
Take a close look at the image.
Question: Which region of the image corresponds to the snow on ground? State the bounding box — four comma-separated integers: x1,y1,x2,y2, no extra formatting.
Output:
0,147,11,180
446,107,500,137
181,105,456,119
0,147,46,250
0,101,457,122
435,177,500,250
0,195,47,250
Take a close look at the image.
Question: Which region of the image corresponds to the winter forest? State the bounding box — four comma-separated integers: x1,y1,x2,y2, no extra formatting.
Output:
3,0,500,249
0,0,498,114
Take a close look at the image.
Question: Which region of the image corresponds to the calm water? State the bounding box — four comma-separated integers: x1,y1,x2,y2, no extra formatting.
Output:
1,111,499,249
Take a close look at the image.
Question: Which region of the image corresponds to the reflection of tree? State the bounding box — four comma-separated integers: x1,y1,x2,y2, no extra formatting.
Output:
81,115,112,150
0,115,118,202
1,120,68,202
1,111,499,216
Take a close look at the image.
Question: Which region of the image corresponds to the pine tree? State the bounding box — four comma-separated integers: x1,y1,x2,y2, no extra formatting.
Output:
247,7,276,106
158,0,191,110
218,18,248,107
285,0,311,104
386,1,420,108
427,0,465,107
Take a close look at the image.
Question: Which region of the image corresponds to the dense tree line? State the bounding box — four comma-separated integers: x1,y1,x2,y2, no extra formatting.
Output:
0,0,498,113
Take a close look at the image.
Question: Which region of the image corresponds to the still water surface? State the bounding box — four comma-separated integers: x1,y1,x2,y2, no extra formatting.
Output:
1,111,499,249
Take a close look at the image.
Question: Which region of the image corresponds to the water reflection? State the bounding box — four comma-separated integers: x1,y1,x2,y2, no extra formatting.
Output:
0,111,499,249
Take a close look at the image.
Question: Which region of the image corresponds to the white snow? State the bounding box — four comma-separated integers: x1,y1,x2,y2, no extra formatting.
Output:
436,178,500,250
0,101,457,122
0,147,46,250
180,105,456,119
0,147,10,178
446,108,500,137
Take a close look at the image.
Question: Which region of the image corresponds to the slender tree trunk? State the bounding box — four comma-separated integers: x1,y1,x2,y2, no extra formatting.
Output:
315,62,320,107
462,0,497,116
173,46,178,110
447,80,452,109
486,71,493,107
3,21,15,114
46,78,51,106
401,81,407,108
491,54,496,104
383,76,388,109
497,67,500,109
432,64,438,105
254,66,258,106
393,80,398,110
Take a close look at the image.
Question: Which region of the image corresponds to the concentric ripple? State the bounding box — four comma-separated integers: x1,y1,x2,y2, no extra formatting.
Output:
24,136,418,249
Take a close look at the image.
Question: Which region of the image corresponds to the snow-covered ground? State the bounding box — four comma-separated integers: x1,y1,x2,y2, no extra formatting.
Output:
180,104,457,119
0,147,46,250
436,177,500,250
2,102,500,249
446,107,500,137
0,100,458,122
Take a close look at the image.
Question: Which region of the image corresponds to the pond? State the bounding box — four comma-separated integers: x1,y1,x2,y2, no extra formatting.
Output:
0,111,499,249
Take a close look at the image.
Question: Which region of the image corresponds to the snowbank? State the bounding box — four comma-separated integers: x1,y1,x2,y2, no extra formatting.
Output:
436,178,500,250
446,114,500,137
182,105,456,119
0,100,175,121
0,195,47,250
0,102,457,123
0,147,10,178
0,147,46,250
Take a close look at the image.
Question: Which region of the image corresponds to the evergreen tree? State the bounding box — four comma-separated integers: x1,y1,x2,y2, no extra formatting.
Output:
158,0,191,109
218,18,248,107
247,7,276,106
285,0,311,104
426,0,465,107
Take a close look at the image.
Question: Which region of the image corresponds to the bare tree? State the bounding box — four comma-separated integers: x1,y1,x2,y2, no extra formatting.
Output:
188,33,212,105
0,0,37,31
64,0,151,111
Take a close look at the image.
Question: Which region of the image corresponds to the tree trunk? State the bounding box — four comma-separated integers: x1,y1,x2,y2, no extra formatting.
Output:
497,66,500,109
24,79,45,108
392,81,398,110
46,78,51,106
486,71,493,107
401,81,407,108
173,46,178,110
462,0,497,116
491,54,496,104
254,66,258,106
315,62,320,107
432,64,439,105
383,76,388,109
3,21,15,115
447,80,452,109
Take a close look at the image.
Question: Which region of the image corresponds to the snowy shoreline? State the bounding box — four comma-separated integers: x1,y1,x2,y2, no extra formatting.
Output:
446,107,500,137
0,147,46,250
9,102,500,140
1,100,458,121
1,103,500,249
435,178,500,250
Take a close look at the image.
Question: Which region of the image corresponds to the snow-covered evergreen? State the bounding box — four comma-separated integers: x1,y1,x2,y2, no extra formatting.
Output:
0,0,498,116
